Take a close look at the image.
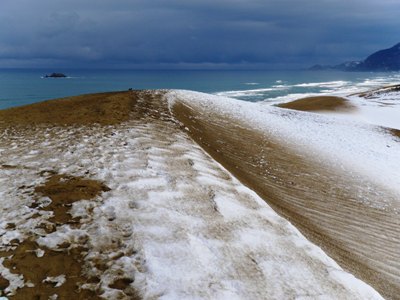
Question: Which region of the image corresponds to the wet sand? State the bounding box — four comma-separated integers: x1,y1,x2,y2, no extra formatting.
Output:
277,96,356,112
0,90,399,299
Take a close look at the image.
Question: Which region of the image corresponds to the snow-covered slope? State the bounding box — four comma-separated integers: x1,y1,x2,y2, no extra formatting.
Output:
166,90,400,299
168,90,400,198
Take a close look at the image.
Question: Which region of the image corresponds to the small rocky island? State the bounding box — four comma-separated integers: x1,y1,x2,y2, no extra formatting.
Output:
45,73,67,78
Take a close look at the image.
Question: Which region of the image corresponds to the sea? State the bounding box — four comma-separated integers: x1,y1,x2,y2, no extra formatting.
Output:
1,69,400,110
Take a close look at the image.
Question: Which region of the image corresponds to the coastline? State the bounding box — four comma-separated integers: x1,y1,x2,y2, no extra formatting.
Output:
1,90,398,299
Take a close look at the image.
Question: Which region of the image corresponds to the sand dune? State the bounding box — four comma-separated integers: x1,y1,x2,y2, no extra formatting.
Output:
352,84,400,99
0,92,134,126
168,90,400,300
277,95,356,112
1,90,398,299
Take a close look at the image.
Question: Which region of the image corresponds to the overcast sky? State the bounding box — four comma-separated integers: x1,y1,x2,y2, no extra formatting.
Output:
1,0,399,69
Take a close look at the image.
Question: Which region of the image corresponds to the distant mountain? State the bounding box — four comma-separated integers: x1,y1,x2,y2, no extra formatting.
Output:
362,42,400,71
309,42,400,71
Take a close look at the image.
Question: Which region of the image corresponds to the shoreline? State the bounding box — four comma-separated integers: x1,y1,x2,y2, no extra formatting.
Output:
1,90,398,299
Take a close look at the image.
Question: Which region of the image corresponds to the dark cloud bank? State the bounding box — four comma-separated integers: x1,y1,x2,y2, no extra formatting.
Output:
0,0,399,69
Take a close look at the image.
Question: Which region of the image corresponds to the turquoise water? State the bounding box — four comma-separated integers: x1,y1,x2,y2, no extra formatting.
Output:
1,69,400,109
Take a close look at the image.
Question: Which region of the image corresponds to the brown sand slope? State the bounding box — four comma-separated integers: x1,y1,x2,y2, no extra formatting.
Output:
0,92,134,126
391,128,400,139
171,99,400,300
277,96,356,112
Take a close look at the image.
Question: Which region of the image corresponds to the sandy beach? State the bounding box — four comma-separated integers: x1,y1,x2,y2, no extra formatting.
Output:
0,90,398,299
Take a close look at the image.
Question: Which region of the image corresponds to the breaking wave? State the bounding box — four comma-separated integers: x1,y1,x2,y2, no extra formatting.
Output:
215,75,400,104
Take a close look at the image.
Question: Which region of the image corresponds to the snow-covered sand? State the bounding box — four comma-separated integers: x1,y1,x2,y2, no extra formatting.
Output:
0,90,397,299
168,90,400,197
347,88,400,130
168,90,400,299
264,81,400,131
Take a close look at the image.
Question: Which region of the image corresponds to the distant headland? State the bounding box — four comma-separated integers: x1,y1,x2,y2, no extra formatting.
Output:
310,42,400,71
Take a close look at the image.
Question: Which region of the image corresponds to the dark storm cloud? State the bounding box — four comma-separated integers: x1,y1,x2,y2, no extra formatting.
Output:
1,0,399,68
